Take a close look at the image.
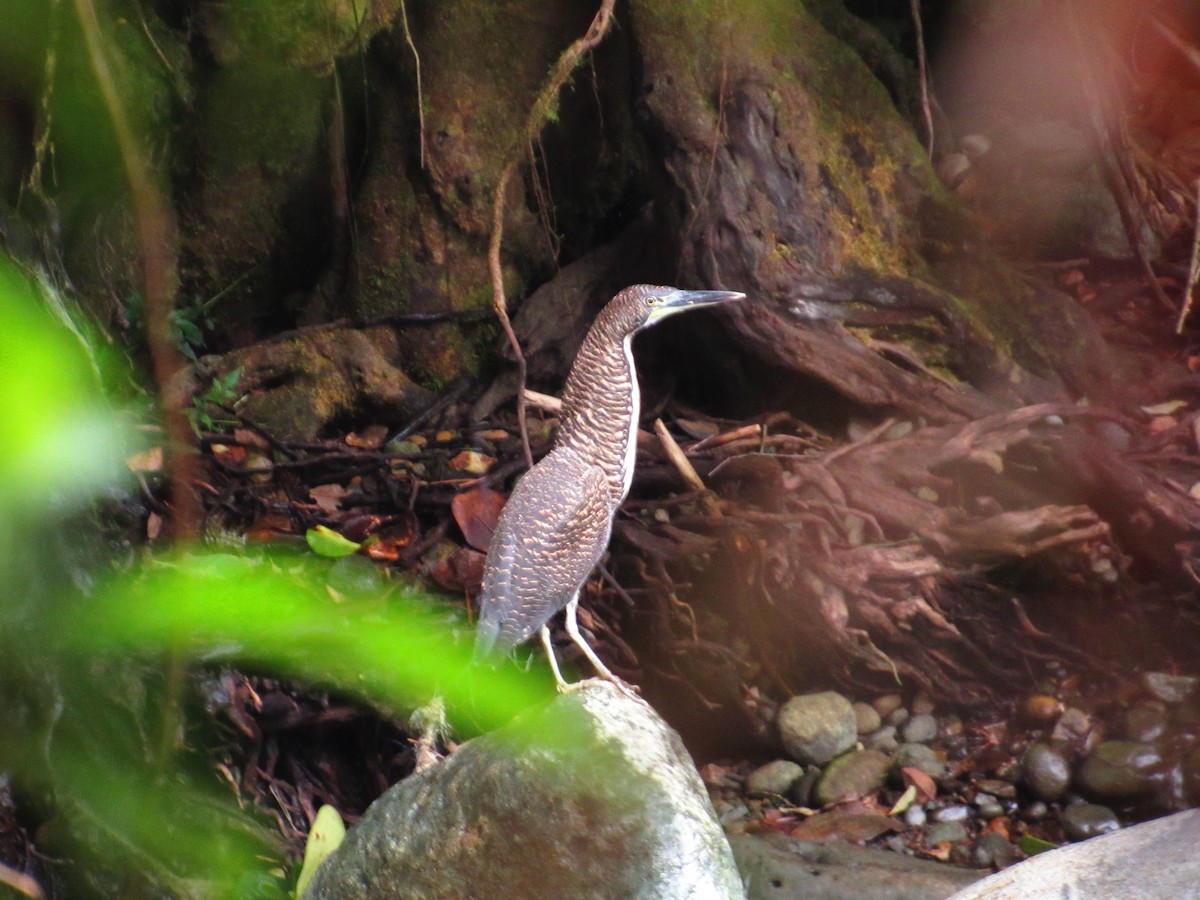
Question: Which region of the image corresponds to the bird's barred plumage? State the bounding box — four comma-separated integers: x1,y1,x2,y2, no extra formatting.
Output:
473,284,745,683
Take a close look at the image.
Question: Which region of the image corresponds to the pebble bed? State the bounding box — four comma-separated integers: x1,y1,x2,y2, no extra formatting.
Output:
706,667,1200,869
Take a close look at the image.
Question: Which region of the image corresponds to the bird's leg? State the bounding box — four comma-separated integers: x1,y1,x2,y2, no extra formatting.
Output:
564,596,639,696
540,624,572,692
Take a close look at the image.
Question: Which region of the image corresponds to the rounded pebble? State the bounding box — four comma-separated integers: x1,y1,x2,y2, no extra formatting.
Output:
885,707,911,728
1022,742,1072,801
1021,694,1062,726
976,800,1004,820
1076,741,1161,799
1025,800,1049,820
789,766,821,807
1061,802,1121,840
1141,672,1198,705
893,743,947,781
813,749,892,806
912,691,936,715
925,821,969,844
904,805,927,827
862,725,899,753
972,831,1014,868
852,701,882,735
746,760,804,796
975,778,1017,800
1051,707,1094,743
872,694,903,718
934,804,971,823
900,713,938,744
777,691,858,766
1123,700,1168,743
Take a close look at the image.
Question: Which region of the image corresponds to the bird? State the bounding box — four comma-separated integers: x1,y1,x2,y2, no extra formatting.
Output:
473,283,746,689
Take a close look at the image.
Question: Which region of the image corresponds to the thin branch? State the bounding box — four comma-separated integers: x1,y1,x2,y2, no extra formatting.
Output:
909,0,934,156
398,0,426,169
487,0,619,470
1175,178,1200,333
73,0,198,539
653,418,720,516
488,162,532,467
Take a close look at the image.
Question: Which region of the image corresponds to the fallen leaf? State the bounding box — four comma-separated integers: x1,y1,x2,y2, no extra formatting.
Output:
889,784,918,816
428,546,486,592
310,484,347,513
789,811,897,843
448,450,496,475
1148,415,1177,433
923,842,952,861
295,805,346,899
306,525,361,558
674,417,720,441
125,446,163,474
233,427,270,450
1141,400,1187,415
452,487,506,551
474,428,510,442
345,424,388,449
900,766,938,802
1016,834,1058,856
211,443,247,465
339,514,383,543
980,817,1011,839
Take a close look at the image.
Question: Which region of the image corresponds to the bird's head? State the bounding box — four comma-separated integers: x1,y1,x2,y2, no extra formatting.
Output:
607,283,746,335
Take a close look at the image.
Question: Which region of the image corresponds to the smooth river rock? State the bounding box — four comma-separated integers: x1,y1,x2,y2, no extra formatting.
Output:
946,809,1200,900
306,681,744,899
778,691,857,766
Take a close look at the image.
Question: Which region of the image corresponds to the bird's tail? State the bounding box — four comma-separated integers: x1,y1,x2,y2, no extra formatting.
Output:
472,614,503,665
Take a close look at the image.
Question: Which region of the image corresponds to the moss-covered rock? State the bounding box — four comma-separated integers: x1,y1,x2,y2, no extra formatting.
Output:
196,0,401,71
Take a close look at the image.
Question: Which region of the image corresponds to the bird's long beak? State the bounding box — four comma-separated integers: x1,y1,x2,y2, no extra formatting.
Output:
648,288,746,322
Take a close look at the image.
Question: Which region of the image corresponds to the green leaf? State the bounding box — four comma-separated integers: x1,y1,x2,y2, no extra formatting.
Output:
295,805,346,898
1017,834,1058,856
305,525,362,558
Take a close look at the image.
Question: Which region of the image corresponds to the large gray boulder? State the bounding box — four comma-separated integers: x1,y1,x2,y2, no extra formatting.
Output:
306,680,744,899
946,809,1200,899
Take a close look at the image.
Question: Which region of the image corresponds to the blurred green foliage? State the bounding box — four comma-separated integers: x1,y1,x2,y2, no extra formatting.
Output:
0,260,546,896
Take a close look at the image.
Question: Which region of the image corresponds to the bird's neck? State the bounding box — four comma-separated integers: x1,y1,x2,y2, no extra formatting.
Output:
557,321,639,506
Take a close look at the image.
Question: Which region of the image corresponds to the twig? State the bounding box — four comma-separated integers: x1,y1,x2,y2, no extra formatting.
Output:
653,418,720,516
487,0,618,471
909,0,934,156
522,388,562,415
73,0,197,539
488,162,532,468
398,0,426,169
389,375,472,443
691,423,761,452
1174,178,1200,333
824,417,898,465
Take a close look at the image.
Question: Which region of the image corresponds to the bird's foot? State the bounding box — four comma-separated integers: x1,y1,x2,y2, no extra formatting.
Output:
557,672,640,700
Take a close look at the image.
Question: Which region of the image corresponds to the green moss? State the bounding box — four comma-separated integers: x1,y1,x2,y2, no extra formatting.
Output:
203,62,327,173
205,0,402,70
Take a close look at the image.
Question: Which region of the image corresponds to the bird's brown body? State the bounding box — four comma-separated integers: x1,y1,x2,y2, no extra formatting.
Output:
474,284,744,686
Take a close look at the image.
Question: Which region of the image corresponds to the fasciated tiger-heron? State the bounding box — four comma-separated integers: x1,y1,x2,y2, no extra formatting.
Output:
473,284,745,688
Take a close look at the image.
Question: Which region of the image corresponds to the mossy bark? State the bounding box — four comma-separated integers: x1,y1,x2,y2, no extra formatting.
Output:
628,0,1115,420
